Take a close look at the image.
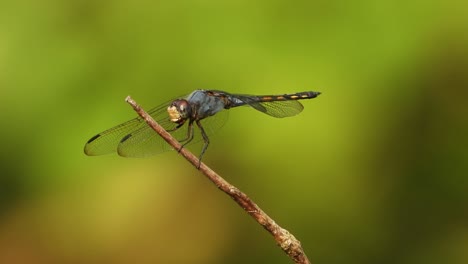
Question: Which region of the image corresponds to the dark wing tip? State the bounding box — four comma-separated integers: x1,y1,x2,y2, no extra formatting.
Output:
86,134,101,144
84,134,101,155
117,134,134,157
120,133,132,143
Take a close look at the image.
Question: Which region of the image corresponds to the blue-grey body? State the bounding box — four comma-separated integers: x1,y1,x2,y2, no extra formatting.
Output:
185,90,227,120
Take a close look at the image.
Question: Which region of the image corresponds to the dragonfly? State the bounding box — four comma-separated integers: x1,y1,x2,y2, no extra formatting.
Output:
84,89,321,165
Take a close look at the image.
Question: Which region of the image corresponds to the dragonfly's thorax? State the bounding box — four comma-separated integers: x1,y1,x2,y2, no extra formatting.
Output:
185,90,227,120
167,99,192,124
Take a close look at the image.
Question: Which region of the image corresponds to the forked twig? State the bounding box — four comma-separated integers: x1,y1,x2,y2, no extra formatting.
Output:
125,96,311,264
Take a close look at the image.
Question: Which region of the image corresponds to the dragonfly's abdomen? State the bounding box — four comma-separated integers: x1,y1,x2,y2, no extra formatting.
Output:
255,91,321,102
228,91,321,108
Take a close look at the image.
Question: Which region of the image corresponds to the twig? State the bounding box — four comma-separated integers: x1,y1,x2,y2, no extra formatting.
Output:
125,96,311,264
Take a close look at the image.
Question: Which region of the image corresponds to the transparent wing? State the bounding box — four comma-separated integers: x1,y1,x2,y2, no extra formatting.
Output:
115,118,182,157
117,109,229,157
84,97,179,156
234,95,304,118
250,100,304,117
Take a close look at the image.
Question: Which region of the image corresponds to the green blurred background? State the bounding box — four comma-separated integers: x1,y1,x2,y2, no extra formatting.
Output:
1,0,467,263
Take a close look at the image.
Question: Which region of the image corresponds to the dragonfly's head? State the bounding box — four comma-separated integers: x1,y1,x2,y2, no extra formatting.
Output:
167,99,192,124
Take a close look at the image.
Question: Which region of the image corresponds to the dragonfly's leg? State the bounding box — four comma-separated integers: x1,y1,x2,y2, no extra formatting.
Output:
195,120,210,168
174,121,194,143
167,122,184,132
167,122,193,144
178,120,194,151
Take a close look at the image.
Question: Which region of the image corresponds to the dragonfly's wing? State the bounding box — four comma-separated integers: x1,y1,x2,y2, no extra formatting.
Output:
116,118,181,157
84,117,144,156
85,94,229,158
250,100,304,117
234,95,304,118
117,108,230,158
84,98,176,156
198,108,229,137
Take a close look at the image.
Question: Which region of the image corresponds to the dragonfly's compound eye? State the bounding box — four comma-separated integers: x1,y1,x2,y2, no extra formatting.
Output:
167,99,191,123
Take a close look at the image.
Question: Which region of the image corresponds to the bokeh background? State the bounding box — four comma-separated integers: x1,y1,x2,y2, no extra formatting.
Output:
1,1,467,263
